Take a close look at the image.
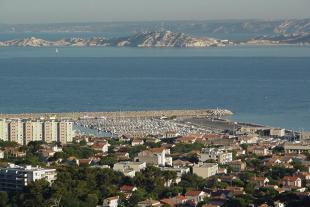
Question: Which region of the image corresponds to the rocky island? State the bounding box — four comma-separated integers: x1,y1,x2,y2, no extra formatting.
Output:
0,31,232,48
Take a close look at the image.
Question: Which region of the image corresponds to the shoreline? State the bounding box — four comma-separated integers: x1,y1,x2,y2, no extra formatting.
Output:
1,43,309,48
0,109,233,120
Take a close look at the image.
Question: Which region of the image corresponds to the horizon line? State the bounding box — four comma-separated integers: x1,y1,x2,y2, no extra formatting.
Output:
1,18,310,25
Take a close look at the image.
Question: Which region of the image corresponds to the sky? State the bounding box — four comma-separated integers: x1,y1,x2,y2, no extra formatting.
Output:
0,0,309,24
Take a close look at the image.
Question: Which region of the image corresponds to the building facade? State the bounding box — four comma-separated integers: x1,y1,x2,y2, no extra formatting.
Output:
44,120,58,143
193,163,218,178
200,147,232,164
0,164,57,191
9,119,24,145
0,119,9,141
0,119,74,145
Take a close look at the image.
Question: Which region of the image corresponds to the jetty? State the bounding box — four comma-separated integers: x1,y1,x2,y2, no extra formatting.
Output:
0,109,233,120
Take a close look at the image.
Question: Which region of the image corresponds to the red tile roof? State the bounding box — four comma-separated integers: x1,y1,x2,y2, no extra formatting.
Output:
282,176,301,182
185,191,204,197
120,185,136,192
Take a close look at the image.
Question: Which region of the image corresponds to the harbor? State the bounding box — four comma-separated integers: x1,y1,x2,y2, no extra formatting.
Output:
0,109,233,120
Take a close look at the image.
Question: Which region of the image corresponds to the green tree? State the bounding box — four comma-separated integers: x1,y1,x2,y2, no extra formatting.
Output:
23,179,51,207
99,155,117,167
272,146,284,154
85,194,99,207
0,191,9,207
240,144,248,151
172,143,204,154
127,189,147,207
127,145,146,158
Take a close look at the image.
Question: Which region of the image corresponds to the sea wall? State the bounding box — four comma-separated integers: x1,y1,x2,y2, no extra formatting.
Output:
0,109,233,120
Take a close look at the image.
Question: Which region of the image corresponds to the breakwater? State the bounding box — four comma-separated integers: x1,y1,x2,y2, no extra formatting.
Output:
0,109,233,120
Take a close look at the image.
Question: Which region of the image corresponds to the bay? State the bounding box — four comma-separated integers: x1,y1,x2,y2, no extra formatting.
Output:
0,46,309,130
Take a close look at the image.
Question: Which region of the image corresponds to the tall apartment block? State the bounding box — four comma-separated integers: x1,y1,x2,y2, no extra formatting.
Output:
8,119,24,145
0,119,74,145
24,120,44,144
44,120,58,143
0,119,9,141
58,121,74,144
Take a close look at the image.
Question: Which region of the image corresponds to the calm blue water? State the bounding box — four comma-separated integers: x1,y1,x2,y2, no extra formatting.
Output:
0,46,310,130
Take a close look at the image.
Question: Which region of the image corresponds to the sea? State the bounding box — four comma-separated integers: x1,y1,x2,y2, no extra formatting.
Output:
0,44,310,131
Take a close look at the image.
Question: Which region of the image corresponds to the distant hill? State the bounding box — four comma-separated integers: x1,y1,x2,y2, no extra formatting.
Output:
1,19,310,40
0,31,231,48
1,29,309,48
246,33,310,45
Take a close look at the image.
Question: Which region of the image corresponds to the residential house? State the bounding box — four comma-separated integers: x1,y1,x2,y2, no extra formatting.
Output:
114,161,146,172
270,128,286,137
164,131,178,139
160,167,190,178
251,177,270,187
226,187,245,196
185,191,207,204
202,205,220,207
91,142,109,153
251,147,270,156
120,185,137,199
119,135,131,142
172,159,194,168
160,195,188,207
238,135,258,144
200,147,232,164
274,201,286,207
176,135,197,144
135,148,171,166
114,152,130,161
145,136,161,143
113,161,146,177
131,139,144,146
229,160,246,172
138,199,162,207
281,176,302,188
4,147,26,158
211,189,233,200
102,196,119,207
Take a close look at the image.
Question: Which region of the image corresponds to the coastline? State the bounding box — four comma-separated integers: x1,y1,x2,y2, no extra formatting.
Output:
0,109,233,120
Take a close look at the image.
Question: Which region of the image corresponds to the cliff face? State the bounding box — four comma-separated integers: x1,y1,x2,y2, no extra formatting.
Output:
0,31,230,48
113,31,226,47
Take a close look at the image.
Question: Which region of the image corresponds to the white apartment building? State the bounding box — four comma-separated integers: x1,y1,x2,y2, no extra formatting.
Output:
200,147,232,164
9,119,24,145
59,121,74,144
270,128,286,137
113,161,146,173
102,196,119,207
44,120,58,143
25,120,44,144
32,121,43,141
135,148,172,166
0,164,57,191
193,163,218,178
0,119,9,141
0,119,74,145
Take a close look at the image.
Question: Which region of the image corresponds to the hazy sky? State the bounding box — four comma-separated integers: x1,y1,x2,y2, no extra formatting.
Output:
0,0,309,24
